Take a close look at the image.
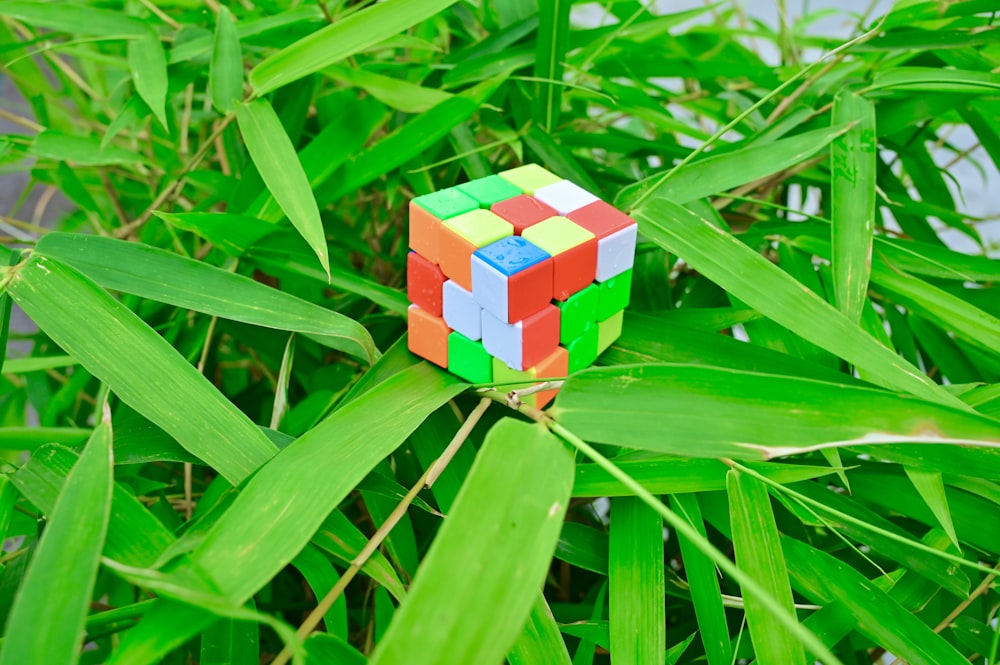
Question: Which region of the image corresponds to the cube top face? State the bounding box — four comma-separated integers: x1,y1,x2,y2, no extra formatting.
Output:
457,175,522,207
442,209,513,246
413,188,478,220
407,163,637,404
568,200,636,238
498,164,563,194
490,195,558,234
521,216,596,256
474,236,550,276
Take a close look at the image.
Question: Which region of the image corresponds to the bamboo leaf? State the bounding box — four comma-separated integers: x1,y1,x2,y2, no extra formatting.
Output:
128,30,168,129
783,536,968,665
508,594,573,665
0,1,148,36
0,420,113,665
533,0,570,131
830,91,876,323
35,233,378,363
552,365,1000,459
903,468,960,549
608,497,665,665
369,419,574,665
670,494,732,665
5,255,277,484
236,99,330,278
632,198,960,405
617,126,846,209
728,470,805,665
209,6,243,113
249,0,462,95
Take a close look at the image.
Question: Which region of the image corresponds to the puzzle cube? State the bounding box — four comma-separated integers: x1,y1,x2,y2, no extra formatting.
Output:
406,164,637,408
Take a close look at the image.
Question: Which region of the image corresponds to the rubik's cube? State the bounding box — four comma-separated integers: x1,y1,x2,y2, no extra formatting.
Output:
406,164,636,408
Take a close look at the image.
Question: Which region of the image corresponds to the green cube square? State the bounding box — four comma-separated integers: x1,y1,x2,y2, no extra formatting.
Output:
448,333,493,384
498,164,562,194
597,269,632,321
457,175,522,207
557,283,599,344
597,310,624,354
413,187,479,219
566,326,599,374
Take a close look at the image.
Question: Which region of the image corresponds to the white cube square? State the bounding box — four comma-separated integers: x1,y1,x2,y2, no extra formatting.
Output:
533,180,600,215
596,224,638,281
442,280,482,340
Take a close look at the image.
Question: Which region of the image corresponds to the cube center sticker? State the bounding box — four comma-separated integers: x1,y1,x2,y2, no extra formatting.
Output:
406,164,636,408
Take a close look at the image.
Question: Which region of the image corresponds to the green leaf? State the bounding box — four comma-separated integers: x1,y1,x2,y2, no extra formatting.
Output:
632,199,959,405
12,443,176,567
5,255,277,484
903,468,959,549
508,594,573,665
35,233,378,364
236,99,330,279
608,497,665,665
108,363,464,665
128,30,168,128
0,426,89,449
250,0,463,95
0,1,148,36
533,0,570,131
369,419,574,665
871,66,1000,93
209,6,243,113
304,633,366,665
553,365,1000,459
324,65,450,114
574,457,836,497
728,470,805,665
617,126,846,209
199,601,259,665
670,494,731,665
830,91,876,323
783,536,968,665
0,420,112,665
31,131,144,165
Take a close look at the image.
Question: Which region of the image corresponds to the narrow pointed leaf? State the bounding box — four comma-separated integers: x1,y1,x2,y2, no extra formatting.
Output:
5,255,277,484
36,233,378,363
728,470,805,665
632,198,959,405
0,421,113,665
784,536,968,665
369,419,574,665
508,594,573,665
209,6,243,113
831,91,876,323
128,30,168,128
533,0,570,131
236,99,330,278
552,365,1000,459
903,468,960,548
609,497,665,665
250,0,463,95
670,494,732,665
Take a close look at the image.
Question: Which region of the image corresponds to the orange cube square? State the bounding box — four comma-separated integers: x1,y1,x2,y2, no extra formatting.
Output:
407,305,451,368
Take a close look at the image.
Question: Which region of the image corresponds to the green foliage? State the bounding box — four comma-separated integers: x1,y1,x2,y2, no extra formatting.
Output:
1,1,998,664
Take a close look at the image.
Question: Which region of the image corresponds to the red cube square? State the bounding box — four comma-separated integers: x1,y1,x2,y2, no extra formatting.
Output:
407,251,445,317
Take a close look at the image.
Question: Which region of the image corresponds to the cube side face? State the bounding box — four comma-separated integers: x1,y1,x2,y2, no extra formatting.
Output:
408,203,442,265
520,305,560,369
595,225,638,282
506,259,552,322
406,252,444,317
442,280,482,341
533,347,569,409
597,310,624,354
566,325,599,374
481,312,524,370
448,332,493,383
597,269,632,321
408,306,450,368
557,283,599,344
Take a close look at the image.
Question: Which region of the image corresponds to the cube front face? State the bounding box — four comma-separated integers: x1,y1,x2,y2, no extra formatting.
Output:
406,164,637,408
